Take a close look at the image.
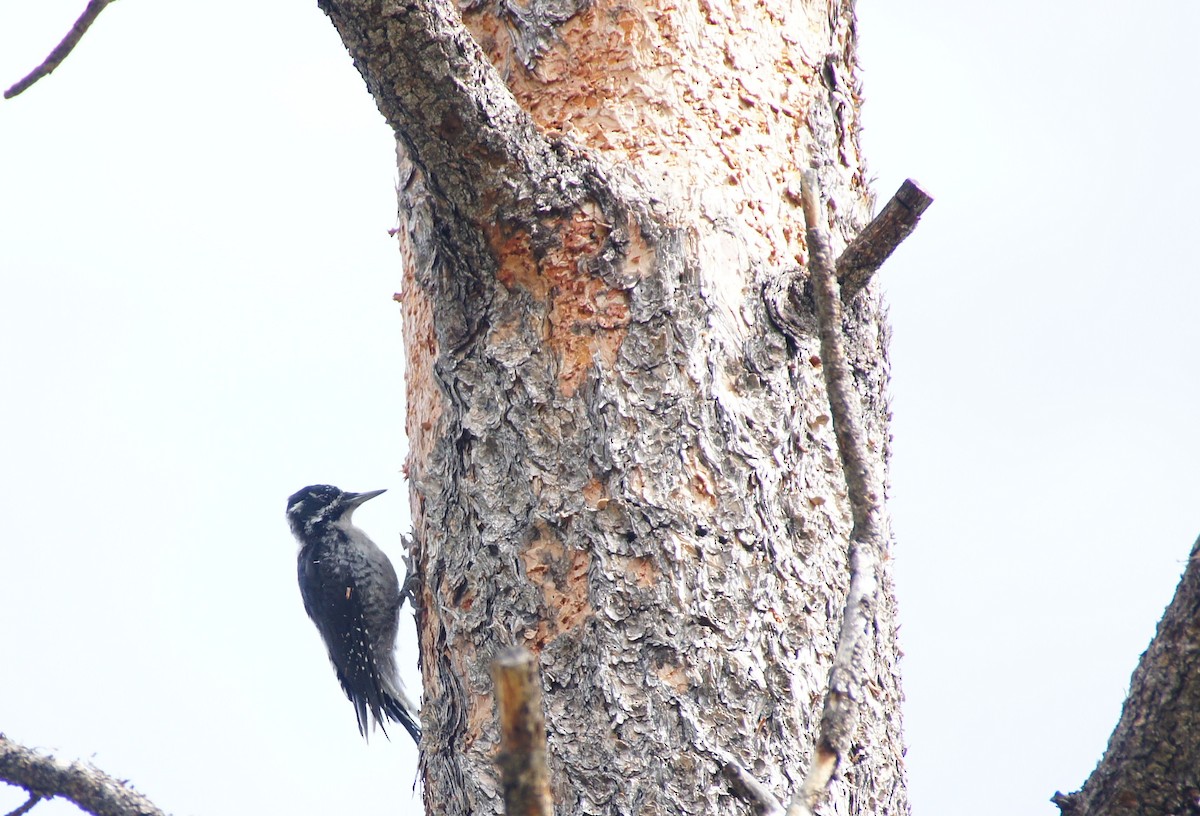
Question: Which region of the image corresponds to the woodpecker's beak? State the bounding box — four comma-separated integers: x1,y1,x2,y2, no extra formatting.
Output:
346,489,386,507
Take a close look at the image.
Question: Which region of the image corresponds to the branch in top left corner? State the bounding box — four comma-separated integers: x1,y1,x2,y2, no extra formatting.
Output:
5,0,118,99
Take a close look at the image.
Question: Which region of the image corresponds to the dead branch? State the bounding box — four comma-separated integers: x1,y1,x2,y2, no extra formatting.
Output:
0,733,168,816
492,648,554,816
785,171,887,816
5,0,118,99
4,792,42,816
764,178,932,342
837,179,933,301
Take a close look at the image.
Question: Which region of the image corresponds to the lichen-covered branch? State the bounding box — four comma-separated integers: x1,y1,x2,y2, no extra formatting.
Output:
799,172,885,544
786,171,886,816
0,733,169,816
492,648,554,816
4,0,118,99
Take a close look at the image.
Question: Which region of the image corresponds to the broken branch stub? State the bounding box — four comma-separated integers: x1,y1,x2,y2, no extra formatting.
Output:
493,647,554,816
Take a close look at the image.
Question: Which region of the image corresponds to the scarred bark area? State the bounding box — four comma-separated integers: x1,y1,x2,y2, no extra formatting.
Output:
1056,536,1200,815
461,0,870,275
320,0,907,813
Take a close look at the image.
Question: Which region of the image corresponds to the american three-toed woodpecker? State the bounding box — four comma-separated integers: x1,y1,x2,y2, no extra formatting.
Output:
286,484,421,743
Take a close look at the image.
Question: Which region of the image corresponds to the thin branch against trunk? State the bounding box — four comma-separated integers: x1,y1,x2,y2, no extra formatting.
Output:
492,648,554,816
799,172,885,543
786,171,886,816
837,179,933,302
0,733,168,816
4,0,117,99
1053,534,1200,816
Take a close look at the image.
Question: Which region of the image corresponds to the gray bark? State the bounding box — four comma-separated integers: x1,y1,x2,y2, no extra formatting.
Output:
0,734,169,816
316,0,909,813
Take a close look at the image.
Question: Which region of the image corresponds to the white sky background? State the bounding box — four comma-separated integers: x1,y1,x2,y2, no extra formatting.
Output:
1,2,1197,815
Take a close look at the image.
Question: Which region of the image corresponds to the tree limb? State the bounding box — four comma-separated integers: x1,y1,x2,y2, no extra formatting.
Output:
800,172,885,545
0,733,168,816
1053,534,1200,815
765,178,931,342
837,179,933,302
492,648,554,816
786,171,886,816
4,0,118,99
317,0,595,226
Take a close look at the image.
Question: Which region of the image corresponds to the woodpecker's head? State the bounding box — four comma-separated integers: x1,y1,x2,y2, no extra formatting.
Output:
286,484,386,541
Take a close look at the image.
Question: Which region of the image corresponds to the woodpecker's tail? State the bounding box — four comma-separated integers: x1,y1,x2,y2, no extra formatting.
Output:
371,666,421,745
341,666,421,745
383,689,423,744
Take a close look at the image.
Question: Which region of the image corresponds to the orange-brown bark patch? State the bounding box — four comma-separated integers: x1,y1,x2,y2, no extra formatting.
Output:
520,523,594,650
463,690,493,751
398,223,442,496
656,662,690,693
622,555,659,588
582,477,609,510
463,0,835,270
678,448,719,513
485,204,633,398
491,227,546,298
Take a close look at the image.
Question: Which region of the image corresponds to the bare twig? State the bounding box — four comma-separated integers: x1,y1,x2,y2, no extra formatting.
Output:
785,171,887,816
4,793,43,816
837,179,933,302
800,173,885,544
722,761,785,816
492,647,554,816
4,0,118,99
0,733,169,816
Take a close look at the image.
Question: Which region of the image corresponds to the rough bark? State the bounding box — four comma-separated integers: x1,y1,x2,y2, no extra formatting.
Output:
317,0,908,814
0,733,169,816
1054,535,1200,816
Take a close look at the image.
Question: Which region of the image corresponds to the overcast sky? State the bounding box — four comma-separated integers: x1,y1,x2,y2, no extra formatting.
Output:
2,2,1197,815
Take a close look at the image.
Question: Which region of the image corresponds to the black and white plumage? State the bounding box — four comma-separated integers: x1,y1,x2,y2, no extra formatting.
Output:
286,484,421,743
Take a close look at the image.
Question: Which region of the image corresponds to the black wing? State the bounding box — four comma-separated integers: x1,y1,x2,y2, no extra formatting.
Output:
297,548,392,739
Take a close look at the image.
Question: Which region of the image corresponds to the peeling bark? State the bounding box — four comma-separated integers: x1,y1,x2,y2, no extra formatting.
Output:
318,0,907,814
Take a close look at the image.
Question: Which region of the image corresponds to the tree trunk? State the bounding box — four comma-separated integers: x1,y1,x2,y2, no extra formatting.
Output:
315,0,908,814
1054,535,1200,816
